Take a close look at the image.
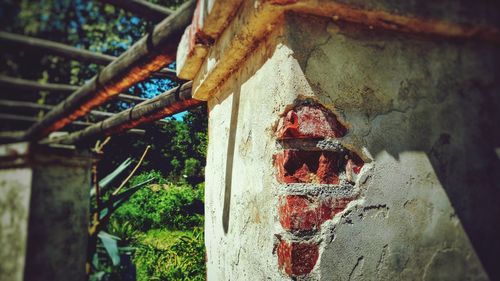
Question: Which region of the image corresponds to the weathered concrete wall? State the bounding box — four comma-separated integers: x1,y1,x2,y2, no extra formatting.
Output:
203,9,500,281
286,13,500,280
0,167,32,281
0,143,92,281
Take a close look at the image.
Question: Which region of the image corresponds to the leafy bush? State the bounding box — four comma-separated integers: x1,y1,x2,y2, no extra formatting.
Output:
134,228,205,281
111,171,204,231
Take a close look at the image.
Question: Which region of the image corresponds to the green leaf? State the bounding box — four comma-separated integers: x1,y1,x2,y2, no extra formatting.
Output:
97,231,121,266
91,157,133,197
99,177,155,221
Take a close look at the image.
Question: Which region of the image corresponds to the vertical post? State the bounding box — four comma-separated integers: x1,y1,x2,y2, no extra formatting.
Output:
0,142,92,281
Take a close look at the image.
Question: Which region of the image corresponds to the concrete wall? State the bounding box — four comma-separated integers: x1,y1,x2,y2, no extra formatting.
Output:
0,167,32,281
203,10,500,281
0,143,92,281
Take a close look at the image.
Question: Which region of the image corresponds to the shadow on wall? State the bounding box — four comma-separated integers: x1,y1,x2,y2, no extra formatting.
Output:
211,12,500,279
292,16,500,279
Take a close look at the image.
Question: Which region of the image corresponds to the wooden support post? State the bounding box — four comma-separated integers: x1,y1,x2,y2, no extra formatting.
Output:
23,0,196,140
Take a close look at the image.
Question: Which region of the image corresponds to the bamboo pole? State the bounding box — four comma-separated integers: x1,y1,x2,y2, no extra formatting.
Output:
0,113,146,135
0,99,169,124
55,82,204,144
24,0,195,140
0,75,78,93
0,31,115,65
0,31,180,78
101,0,174,22
0,113,92,127
0,75,148,103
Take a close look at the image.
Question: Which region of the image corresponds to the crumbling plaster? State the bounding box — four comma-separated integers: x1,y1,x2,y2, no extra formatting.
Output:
203,9,500,281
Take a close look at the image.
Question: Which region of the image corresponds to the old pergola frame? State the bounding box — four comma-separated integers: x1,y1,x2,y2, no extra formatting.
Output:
0,0,204,145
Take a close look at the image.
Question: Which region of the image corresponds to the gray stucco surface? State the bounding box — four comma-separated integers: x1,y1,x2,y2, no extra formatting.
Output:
204,11,500,280
285,14,500,280
0,144,92,281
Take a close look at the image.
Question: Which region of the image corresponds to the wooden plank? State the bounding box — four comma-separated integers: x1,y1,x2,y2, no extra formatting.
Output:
0,31,115,65
24,0,196,140
101,0,174,22
55,82,204,144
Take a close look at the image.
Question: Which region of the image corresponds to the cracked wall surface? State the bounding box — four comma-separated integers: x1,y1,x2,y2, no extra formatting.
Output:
204,10,500,281
0,144,92,281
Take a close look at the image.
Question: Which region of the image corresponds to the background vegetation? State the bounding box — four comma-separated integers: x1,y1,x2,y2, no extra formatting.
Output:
0,0,206,280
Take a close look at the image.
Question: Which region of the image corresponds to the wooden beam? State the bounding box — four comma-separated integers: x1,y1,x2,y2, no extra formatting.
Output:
101,0,174,22
0,75,148,103
0,31,115,65
115,93,147,103
0,131,25,143
0,113,146,135
24,0,196,140
0,31,180,80
0,75,78,93
55,82,204,144
0,99,112,119
0,99,168,124
152,67,179,80
0,113,92,127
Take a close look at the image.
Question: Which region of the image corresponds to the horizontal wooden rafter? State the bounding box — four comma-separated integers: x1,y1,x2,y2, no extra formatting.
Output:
0,31,180,78
0,74,78,93
0,99,169,124
101,0,174,22
0,113,146,135
53,82,204,145
0,75,148,103
0,31,115,65
0,113,92,127
23,0,196,140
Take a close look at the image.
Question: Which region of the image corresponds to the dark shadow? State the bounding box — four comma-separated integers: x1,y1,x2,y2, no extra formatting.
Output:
222,88,241,234
287,13,500,279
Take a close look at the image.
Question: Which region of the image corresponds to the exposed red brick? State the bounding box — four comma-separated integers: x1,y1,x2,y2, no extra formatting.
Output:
277,103,346,140
275,150,341,184
279,195,318,231
345,153,365,182
277,240,319,277
279,195,351,232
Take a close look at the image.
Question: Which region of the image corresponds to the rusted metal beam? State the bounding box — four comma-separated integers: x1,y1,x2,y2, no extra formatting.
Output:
23,0,196,140
101,0,174,22
54,82,204,145
0,31,115,65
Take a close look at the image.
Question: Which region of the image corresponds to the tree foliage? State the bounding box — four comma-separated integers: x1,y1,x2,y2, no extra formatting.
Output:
1,1,208,280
